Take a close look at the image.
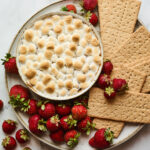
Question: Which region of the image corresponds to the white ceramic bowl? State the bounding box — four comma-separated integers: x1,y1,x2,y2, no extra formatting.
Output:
16,11,103,101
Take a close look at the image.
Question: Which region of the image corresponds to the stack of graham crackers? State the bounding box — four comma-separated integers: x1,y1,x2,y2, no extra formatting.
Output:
88,0,150,138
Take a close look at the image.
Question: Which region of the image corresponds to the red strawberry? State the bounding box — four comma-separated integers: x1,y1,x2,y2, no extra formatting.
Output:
50,129,64,142
102,60,113,75
2,136,17,150
38,103,55,119
23,147,32,150
0,99,4,110
62,4,77,13
64,130,80,148
46,115,60,132
89,13,98,26
89,137,98,148
15,129,29,143
72,105,87,120
77,116,95,135
60,115,77,131
9,85,30,100
85,11,98,26
1,53,18,74
104,87,116,99
83,0,98,11
55,103,71,116
2,120,17,134
94,128,114,149
98,74,111,89
113,78,128,93
28,114,47,135
21,99,38,115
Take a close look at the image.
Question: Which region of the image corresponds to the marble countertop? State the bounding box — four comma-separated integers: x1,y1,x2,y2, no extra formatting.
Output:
0,0,150,149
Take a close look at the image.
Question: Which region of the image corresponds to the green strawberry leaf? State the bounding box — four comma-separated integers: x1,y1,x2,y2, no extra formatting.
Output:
84,11,92,21
67,133,80,148
41,104,45,111
61,7,68,11
104,128,114,143
9,95,26,109
67,115,77,128
2,136,10,147
37,100,43,107
38,119,47,132
1,53,12,65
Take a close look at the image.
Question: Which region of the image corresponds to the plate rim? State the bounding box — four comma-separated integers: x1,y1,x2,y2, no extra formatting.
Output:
5,0,144,149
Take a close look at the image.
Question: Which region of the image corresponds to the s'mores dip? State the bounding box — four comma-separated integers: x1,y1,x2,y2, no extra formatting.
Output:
16,13,103,100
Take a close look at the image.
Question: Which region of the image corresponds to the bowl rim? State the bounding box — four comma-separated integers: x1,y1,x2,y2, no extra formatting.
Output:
16,11,104,101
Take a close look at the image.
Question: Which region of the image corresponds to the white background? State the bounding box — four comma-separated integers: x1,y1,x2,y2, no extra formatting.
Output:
0,0,150,149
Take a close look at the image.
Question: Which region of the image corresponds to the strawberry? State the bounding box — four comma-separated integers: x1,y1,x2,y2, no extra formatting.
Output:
64,130,80,148
102,60,113,75
55,103,71,116
89,13,98,26
113,78,128,93
9,96,37,115
60,115,77,131
2,136,17,150
85,11,98,26
1,53,18,74
94,128,114,149
21,99,38,115
61,4,77,13
0,99,4,110
2,120,17,134
104,87,116,99
83,0,98,11
72,105,87,120
50,129,64,142
23,147,32,150
77,116,95,135
74,97,89,109
98,74,111,89
9,85,30,100
15,129,29,143
46,115,60,132
89,137,98,148
28,114,47,135
38,102,55,119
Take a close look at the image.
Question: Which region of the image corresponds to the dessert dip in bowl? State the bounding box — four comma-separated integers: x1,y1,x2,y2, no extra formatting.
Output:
16,12,103,100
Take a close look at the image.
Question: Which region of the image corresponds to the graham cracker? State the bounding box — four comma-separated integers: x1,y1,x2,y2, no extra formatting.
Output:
101,27,131,58
133,59,150,75
142,76,150,93
98,0,140,58
99,0,141,33
93,118,124,138
110,26,150,68
88,88,150,124
111,66,146,92
98,0,112,29
107,0,141,33
132,59,150,93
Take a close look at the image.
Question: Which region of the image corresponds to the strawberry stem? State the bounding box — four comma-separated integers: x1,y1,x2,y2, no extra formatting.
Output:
104,128,114,143
1,53,12,65
67,133,80,148
38,119,47,132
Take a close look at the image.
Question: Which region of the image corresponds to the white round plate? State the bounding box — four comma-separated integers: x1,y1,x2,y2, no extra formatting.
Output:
5,0,144,150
